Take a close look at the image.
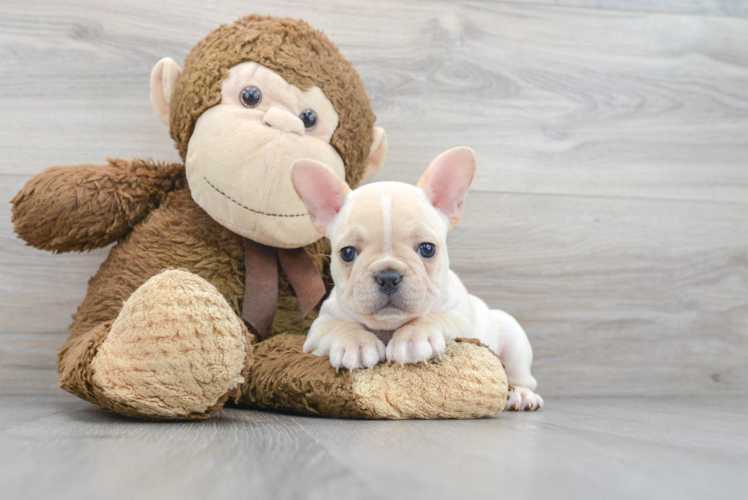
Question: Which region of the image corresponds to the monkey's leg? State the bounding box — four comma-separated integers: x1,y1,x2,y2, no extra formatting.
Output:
58,269,253,420
236,335,507,419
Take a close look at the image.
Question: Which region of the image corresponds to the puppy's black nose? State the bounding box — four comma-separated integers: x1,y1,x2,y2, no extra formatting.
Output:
375,270,402,294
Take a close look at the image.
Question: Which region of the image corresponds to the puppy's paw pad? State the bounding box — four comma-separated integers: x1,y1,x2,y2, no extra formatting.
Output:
506,386,543,411
386,328,446,365
329,334,386,371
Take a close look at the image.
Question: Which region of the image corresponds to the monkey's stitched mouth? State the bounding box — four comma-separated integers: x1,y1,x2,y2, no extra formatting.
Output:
203,176,308,218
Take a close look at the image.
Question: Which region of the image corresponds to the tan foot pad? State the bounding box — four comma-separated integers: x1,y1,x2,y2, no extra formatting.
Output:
237,334,507,419
91,269,252,419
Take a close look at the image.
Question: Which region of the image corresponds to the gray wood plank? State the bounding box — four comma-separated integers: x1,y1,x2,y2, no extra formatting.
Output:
494,0,748,17
0,333,65,394
0,395,746,500
450,191,748,397
0,394,80,432
366,2,748,204
299,398,748,500
0,397,378,500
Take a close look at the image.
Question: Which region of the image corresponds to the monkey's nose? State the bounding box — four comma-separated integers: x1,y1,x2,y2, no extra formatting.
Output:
262,107,305,135
375,270,402,295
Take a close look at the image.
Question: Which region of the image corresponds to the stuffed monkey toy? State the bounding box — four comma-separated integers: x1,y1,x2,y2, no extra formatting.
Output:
12,15,507,420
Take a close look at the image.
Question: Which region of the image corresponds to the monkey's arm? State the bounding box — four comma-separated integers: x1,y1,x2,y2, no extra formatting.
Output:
11,158,185,252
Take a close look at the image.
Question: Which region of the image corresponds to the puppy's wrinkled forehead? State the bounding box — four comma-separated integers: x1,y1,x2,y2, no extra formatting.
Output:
332,182,447,249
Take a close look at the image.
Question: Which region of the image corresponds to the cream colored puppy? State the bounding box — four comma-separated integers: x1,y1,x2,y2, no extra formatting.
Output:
292,147,543,410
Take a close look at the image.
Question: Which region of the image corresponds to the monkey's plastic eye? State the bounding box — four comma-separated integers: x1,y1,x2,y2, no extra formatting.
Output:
299,109,317,130
418,243,436,258
340,246,357,263
240,86,262,108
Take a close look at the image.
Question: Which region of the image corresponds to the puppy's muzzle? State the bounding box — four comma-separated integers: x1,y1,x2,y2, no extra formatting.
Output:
375,270,402,295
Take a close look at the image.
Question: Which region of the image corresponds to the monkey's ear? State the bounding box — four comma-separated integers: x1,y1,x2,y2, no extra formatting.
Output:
360,127,387,184
292,159,352,234
417,147,477,229
150,57,183,125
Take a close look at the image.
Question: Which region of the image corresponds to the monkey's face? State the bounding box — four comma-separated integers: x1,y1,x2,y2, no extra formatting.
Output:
185,62,346,248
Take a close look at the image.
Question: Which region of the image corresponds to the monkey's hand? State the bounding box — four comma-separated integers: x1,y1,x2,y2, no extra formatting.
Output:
12,158,184,252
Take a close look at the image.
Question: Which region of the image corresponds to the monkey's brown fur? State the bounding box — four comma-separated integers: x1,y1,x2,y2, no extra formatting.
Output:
237,335,507,419
11,159,185,253
11,15,506,420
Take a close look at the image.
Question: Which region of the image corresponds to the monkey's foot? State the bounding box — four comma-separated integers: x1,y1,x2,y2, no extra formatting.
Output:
89,269,253,419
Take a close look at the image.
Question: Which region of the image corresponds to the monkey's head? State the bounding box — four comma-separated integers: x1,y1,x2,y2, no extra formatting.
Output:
150,15,386,248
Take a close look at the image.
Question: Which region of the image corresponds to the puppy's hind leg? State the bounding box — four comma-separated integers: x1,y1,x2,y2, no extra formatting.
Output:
490,310,543,411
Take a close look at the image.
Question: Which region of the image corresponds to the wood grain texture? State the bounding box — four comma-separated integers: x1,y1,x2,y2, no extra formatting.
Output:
0,395,746,500
3,1,748,201
1,0,747,397
452,192,748,396
498,0,748,16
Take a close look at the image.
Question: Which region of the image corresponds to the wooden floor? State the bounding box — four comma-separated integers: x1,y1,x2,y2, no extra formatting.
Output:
1,1,746,498
0,394,745,500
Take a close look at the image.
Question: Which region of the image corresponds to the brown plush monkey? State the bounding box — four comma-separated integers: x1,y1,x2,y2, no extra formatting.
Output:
12,15,507,420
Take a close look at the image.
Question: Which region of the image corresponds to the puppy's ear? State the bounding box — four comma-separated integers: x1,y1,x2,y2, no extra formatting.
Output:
417,146,477,228
292,159,351,234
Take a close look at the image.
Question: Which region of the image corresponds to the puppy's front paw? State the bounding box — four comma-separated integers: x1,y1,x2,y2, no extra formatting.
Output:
506,386,544,411
329,332,386,371
386,325,446,365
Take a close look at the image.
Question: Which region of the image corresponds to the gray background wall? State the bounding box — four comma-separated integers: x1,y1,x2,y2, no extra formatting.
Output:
1,0,746,397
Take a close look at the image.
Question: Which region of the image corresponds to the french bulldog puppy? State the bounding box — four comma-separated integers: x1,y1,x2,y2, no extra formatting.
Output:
292,147,543,410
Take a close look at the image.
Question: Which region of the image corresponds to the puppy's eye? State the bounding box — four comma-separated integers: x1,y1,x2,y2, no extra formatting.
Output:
418,243,436,258
299,109,317,130
340,246,357,263
240,86,262,108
